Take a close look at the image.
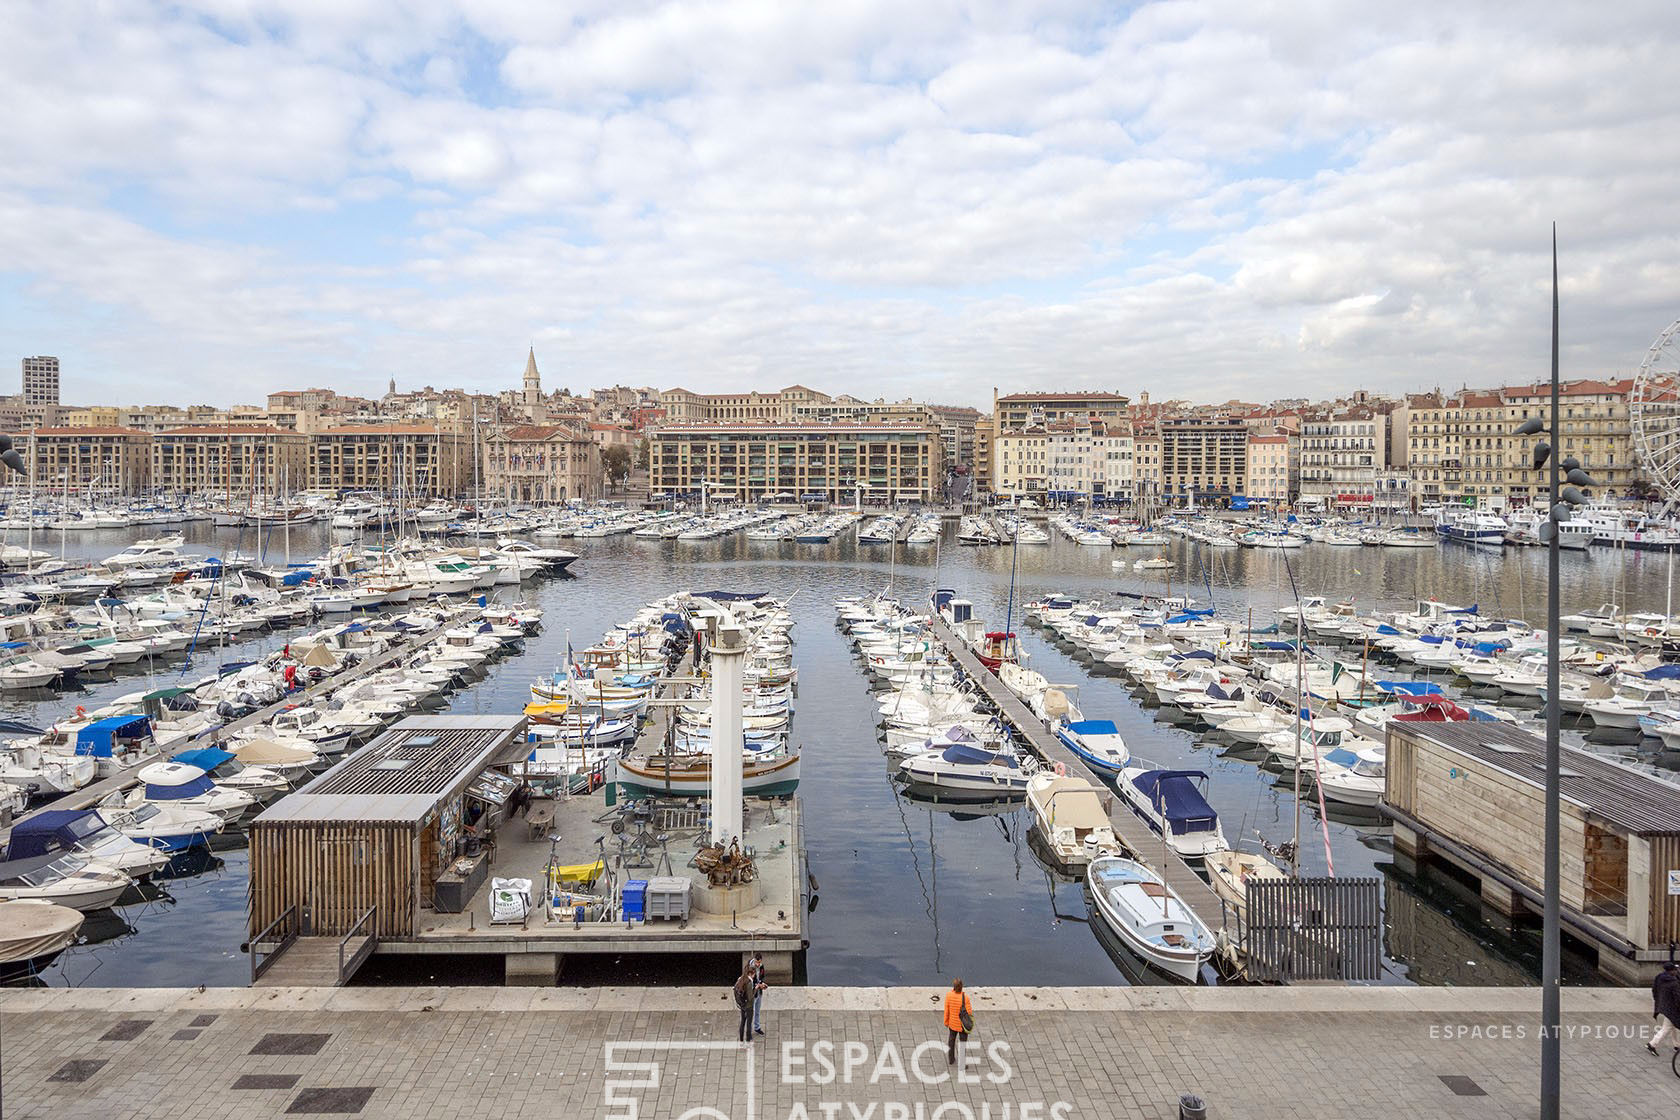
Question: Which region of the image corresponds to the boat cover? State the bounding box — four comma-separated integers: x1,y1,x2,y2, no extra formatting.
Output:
942,744,1016,768
172,747,235,772
1375,680,1443,696
1128,769,1218,833
74,715,151,758
232,739,314,765
0,900,82,963
145,773,216,800
1064,719,1119,737
5,810,105,860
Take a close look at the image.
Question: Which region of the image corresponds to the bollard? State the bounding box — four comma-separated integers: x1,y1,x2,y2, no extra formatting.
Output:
1179,1093,1207,1120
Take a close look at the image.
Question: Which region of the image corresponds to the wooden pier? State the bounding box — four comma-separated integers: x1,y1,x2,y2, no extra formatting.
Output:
923,614,1224,916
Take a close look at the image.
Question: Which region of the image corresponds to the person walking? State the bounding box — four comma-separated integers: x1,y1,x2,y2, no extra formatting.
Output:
942,978,973,1065
734,963,763,1043
750,951,767,1036
1648,961,1680,1055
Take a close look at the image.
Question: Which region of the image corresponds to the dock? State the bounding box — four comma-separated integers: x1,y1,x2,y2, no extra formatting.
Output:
1,604,478,840
924,613,1224,918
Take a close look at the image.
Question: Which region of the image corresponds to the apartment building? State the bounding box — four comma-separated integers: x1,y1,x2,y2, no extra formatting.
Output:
308,424,469,498
1133,427,1162,503
994,427,1047,498
1159,417,1249,504
1298,409,1388,509
1245,432,1293,504
26,427,151,491
482,423,601,502
152,426,309,495
650,422,944,504
21,356,59,406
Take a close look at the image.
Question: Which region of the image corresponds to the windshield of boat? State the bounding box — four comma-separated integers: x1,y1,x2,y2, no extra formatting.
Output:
128,802,160,824
211,759,246,777
17,854,88,885
1352,757,1386,777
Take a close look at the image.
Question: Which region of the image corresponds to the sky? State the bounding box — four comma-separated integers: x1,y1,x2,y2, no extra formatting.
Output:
2,1,1676,411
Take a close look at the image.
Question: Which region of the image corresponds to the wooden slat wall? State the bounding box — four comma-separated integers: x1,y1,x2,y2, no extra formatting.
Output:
1384,728,1416,815
1648,835,1680,945
248,822,417,941
1407,739,1592,911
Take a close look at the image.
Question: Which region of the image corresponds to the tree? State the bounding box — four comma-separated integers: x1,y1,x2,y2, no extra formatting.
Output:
635,437,650,471
602,444,632,490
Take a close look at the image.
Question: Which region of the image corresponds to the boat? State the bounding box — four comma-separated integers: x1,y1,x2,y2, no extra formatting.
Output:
0,852,131,910
95,798,223,852
1026,771,1123,870
1051,719,1131,773
1435,509,1508,548
1316,745,1386,808
974,631,1020,673
1115,766,1229,860
612,751,801,798
5,808,172,880
1204,847,1288,924
130,761,257,824
1086,855,1215,982
0,899,83,976
899,742,1036,794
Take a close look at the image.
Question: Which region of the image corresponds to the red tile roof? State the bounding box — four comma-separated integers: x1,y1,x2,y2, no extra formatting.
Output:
30,426,147,437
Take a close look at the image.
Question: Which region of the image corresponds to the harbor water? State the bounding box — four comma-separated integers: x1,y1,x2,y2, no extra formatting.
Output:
6,520,1678,989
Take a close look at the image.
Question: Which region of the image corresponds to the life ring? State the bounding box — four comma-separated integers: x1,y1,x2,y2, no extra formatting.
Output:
1053,761,1066,777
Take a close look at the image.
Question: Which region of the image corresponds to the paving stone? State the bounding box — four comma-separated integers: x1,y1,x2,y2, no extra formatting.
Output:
286,1086,376,1114
251,1032,332,1055
99,1019,152,1041
48,1059,106,1083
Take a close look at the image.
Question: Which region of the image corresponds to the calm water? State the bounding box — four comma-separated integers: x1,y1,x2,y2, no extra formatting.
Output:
8,519,1678,988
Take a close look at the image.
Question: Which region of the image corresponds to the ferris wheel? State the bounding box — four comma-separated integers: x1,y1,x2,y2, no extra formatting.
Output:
1629,318,1680,503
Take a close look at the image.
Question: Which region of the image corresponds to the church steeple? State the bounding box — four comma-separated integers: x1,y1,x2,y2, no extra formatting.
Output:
522,346,545,422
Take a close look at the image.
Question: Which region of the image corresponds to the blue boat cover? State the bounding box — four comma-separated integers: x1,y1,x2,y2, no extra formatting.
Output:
280,568,314,586
942,743,1016,768
5,809,104,859
1471,641,1509,655
172,747,235,772
1641,664,1680,680
1176,649,1215,661
1375,624,1401,636
74,715,152,758
1449,604,1480,614
1065,719,1119,736
1376,681,1443,696
146,773,216,800
1129,769,1218,832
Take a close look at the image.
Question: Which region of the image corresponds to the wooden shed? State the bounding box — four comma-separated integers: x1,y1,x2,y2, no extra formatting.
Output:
1384,720,1680,982
248,714,528,942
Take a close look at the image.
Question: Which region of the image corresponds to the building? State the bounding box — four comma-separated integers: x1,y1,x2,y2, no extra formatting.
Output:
1245,432,1292,505
309,424,469,498
1298,409,1388,510
482,423,600,502
151,426,310,496
649,421,944,504
21,356,59,406
1499,379,1639,502
989,390,1129,501
1385,719,1680,983
1133,426,1162,505
994,427,1046,499
928,404,983,472
26,427,151,492
992,389,1129,431
1158,417,1249,505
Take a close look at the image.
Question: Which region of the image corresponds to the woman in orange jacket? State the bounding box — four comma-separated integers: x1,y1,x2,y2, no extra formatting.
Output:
942,978,972,1065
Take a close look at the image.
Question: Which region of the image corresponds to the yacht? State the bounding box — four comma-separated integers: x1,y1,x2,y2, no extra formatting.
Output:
1115,766,1228,860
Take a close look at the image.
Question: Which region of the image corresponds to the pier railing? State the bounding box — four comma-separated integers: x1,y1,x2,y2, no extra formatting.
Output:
338,906,378,985
250,904,299,984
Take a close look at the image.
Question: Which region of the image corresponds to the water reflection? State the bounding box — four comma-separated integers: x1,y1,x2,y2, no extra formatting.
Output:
4,520,1673,987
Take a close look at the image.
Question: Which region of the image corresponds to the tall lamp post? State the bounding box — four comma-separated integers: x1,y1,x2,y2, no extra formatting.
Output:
1514,228,1594,1120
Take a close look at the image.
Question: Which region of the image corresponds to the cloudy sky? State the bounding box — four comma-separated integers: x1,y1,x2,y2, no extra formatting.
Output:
2,1,1675,410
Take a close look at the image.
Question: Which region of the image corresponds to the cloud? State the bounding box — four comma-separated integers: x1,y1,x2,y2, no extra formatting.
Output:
0,0,1675,409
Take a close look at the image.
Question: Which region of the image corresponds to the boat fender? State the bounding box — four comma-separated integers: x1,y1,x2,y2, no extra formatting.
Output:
1053,761,1066,777
75,705,86,717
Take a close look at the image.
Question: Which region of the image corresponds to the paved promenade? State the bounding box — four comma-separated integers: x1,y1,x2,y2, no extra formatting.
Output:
0,986,1672,1119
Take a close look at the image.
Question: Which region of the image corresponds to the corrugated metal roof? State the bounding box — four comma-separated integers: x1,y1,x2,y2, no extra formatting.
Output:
253,714,527,826
1395,721,1680,835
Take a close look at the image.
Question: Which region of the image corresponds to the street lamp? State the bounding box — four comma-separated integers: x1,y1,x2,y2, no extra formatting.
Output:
1513,229,1594,1120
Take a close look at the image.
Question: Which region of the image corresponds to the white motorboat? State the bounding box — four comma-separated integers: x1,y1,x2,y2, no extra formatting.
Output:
1086,855,1215,982
1051,719,1131,774
96,798,224,852
4,807,172,880
1317,745,1387,808
1204,848,1288,926
131,761,257,824
1026,771,1122,869
0,853,131,911
898,742,1037,794
1261,716,1356,771
1583,679,1677,730
1116,766,1228,860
